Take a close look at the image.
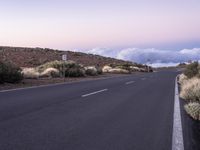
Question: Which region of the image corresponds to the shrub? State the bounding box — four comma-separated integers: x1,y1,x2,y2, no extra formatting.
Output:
130,66,140,72
0,61,23,83
178,74,188,85
85,66,98,76
37,60,86,77
180,77,200,101
97,67,103,75
108,68,130,74
65,67,85,77
37,60,76,73
117,63,132,71
39,68,60,78
102,66,113,73
184,102,200,120
22,68,40,79
184,62,199,78
139,68,146,72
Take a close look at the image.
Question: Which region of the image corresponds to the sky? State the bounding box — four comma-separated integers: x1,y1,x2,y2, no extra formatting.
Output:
1,0,200,66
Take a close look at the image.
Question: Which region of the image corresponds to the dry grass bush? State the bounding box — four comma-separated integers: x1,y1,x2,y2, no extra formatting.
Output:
184,102,200,120
130,66,140,72
39,68,60,78
178,74,188,85
180,77,200,101
108,68,130,74
37,60,85,77
37,60,76,73
22,68,39,79
102,66,113,73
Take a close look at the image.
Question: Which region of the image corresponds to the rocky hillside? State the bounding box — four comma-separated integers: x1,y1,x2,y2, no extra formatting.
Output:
0,46,143,68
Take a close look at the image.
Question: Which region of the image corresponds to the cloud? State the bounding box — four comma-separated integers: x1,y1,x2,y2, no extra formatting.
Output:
76,48,200,67
86,48,119,58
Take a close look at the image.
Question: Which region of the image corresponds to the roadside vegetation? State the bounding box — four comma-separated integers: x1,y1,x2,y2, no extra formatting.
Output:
102,63,152,74
0,59,152,88
22,60,99,79
179,62,200,120
21,61,152,79
0,61,23,83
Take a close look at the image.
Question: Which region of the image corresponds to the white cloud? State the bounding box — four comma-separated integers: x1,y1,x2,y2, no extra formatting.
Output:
86,48,118,58
76,47,200,67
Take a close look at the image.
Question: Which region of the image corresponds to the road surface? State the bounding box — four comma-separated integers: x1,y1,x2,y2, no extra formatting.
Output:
0,70,179,150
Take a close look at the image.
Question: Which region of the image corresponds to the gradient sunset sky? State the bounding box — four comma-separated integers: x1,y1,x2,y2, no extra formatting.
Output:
0,0,200,50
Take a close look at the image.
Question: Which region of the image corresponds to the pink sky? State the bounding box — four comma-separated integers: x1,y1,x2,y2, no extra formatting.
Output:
0,0,200,50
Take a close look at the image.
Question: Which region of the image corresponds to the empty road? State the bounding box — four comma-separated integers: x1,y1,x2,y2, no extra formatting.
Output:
0,70,179,150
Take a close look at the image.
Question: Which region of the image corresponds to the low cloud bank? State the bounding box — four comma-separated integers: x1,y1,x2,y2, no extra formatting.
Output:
76,48,200,67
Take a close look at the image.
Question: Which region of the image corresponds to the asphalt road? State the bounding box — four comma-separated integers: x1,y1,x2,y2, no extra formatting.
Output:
0,70,179,150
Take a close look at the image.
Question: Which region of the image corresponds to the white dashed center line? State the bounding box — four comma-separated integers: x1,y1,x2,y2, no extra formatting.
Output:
125,81,135,85
82,89,108,97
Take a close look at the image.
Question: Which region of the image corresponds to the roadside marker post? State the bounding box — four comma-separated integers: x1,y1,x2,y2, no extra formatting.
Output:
62,54,67,81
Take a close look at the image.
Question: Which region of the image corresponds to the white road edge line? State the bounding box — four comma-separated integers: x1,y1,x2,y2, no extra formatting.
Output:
82,89,108,98
125,81,135,85
172,75,184,150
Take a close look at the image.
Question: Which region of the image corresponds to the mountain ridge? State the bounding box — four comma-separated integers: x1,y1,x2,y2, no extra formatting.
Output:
0,46,143,68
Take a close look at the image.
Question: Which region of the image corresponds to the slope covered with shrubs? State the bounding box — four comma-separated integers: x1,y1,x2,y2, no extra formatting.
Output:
179,62,200,120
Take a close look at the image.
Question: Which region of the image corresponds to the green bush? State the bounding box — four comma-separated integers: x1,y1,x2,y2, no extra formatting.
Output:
0,61,23,83
85,69,97,76
121,63,132,71
65,67,85,77
184,62,199,78
97,67,103,75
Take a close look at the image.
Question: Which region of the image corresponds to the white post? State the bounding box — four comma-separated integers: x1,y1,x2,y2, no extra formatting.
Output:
62,54,67,81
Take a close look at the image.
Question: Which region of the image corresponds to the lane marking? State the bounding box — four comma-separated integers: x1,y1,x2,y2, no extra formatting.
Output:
125,81,135,85
141,78,146,80
82,89,108,98
172,75,184,150
0,76,119,93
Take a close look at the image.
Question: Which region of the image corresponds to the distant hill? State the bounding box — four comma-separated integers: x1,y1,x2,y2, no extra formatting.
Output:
0,46,143,68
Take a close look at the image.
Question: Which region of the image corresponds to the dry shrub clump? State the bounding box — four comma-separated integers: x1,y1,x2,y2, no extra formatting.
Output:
102,65,130,74
108,68,129,74
180,77,200,101
22,68,39,79
178,74,188,85
102,66,112,73
130,66,140,72
179,75,200,120
184,102,200,120
39,68,60,78
36,60,75,73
